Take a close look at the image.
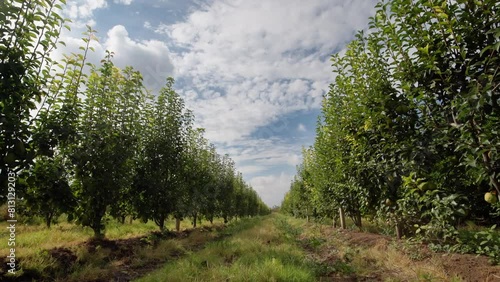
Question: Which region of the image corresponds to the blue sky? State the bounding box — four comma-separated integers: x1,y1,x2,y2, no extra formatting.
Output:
55,0,378,207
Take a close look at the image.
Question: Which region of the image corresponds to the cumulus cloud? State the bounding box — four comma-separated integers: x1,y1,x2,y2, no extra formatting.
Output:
154,0,377,144
182,78,321,144
63,0,108,27
250,172,294,207
105,25,175,89
160,0,376,80
237,165,267,176
226,139,302,168
52,25,174,91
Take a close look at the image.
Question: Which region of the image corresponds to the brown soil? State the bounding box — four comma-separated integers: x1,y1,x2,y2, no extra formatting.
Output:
49,247,78,270
309,226,500,282
439,253,500,282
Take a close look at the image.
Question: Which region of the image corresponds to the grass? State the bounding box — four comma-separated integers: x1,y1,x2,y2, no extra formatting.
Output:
283,215,466,282
0,215,228,281
0,217,155,259
0,215,223,258
136,214,320,282
2,213,494,281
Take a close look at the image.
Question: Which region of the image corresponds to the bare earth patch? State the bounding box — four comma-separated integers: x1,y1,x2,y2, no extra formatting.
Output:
297,222,500,281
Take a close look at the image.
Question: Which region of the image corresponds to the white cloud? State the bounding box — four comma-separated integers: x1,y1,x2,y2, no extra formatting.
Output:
114,0,133,5
161,0,376,80
250,172,293,207
154,0,376,144
53,25,174,92
179,77,323,144
63,0,108,27
105,25,175,89
218,137,302,178
237,165,267,176
297,123,307,132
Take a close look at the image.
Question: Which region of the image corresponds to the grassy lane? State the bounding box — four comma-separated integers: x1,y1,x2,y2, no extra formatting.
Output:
136,214,500,281
136,213,322,282
20,213,494,281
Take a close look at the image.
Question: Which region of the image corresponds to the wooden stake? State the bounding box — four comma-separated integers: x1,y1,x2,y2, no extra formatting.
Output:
339,207,346,229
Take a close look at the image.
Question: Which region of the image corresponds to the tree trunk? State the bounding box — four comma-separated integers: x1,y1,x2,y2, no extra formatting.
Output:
175,217,181,232
192,213,197,228
354,213,362,228
45,213,52,228
156,216,165,231
339,207,346,229
93,227,104,239
91,209,106,238
129,216,133,224
395,221,403,239
120,215,126,224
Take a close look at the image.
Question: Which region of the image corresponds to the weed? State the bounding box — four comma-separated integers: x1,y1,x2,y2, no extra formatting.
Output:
302,236,326,251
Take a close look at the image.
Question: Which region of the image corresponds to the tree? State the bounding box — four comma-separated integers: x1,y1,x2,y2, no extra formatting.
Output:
133,78,190,231
71,53,144,237
1,0,67,196
287,0,500,241
108,66,146,224
24,156,75,228
217,155,236,224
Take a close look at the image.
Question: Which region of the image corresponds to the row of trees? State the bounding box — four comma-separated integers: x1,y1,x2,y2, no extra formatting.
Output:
1,0,269,237
283,0,500,243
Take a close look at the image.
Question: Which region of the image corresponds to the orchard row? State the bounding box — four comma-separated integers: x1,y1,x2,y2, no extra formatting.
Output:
0,0,270,237
282,0,500,251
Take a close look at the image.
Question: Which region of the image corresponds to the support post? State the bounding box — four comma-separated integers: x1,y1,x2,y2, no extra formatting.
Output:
339,207,346,229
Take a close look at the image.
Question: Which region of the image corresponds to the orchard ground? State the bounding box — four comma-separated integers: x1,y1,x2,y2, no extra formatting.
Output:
1,213,500,281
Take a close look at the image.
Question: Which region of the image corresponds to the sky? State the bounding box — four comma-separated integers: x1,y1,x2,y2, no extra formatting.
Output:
55,0,379,207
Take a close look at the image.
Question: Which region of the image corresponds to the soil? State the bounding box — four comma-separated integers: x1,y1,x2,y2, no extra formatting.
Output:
439,253,500,282
310,226,500,282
